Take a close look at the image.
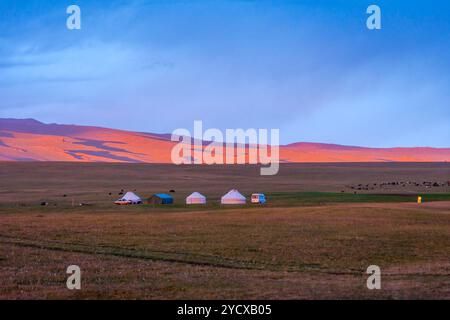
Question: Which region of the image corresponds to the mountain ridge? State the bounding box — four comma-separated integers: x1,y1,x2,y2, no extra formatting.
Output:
1,118,449,163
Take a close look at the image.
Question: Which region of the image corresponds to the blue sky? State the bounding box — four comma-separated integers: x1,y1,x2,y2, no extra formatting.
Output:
0,0,449,147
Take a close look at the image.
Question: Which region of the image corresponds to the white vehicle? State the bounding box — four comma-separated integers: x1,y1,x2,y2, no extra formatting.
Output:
251,193,266,204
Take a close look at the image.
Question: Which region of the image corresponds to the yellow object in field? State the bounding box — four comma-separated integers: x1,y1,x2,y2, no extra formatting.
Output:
417,196,422,204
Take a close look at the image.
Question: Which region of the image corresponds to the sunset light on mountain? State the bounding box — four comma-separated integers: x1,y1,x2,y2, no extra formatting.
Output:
1,118,449,163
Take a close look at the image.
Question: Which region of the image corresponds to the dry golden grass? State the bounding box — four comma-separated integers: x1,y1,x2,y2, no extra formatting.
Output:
0,203,449,299
0,163,449,299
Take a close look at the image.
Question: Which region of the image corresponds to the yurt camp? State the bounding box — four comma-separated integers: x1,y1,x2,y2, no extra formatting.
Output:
221,189,246,205
114,191,142,205
186,192,207,204
148,193,174,205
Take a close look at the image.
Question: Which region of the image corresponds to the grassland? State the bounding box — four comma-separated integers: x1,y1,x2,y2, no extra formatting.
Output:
0,162,449,299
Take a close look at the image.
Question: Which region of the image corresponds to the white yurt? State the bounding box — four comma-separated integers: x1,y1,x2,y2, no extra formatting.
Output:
115,191,142,204
221,189,246,205
186,192,206,204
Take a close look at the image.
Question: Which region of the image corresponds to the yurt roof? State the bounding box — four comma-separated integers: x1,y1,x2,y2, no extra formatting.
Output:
121,191,141,200
222,189,246,199
187,192,206,198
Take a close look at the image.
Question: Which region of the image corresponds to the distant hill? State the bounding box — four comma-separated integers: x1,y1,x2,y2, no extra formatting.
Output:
1,118,449,163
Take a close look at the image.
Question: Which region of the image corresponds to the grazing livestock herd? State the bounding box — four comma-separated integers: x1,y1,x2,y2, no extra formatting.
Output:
347,180,450,191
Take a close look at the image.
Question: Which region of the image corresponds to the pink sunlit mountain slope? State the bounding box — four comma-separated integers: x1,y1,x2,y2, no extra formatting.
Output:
0,118,449,163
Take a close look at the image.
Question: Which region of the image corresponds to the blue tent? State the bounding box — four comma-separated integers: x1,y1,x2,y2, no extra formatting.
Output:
148,193,174,204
